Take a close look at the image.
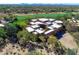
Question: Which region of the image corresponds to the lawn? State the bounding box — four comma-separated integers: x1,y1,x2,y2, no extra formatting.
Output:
16,13,71,21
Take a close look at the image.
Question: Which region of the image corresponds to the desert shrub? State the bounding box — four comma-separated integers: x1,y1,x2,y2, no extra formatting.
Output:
27,50,43,55
66,48,77,55
0,38,6,47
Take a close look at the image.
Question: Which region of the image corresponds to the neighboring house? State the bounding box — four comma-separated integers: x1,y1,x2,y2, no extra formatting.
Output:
0,19,5,27
0,24,5,27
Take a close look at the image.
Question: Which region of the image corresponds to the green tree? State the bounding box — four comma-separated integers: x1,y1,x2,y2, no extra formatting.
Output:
48,35,57,45
4,14,17,23
14,20,27,28
5,23,18,37
17,30,37,46
0,28,6,38
47,35,66,55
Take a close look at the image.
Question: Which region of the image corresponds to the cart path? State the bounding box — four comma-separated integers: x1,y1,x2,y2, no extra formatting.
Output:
59,33,78,49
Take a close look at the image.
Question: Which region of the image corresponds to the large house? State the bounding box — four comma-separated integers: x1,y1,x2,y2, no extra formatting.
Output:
26,18,66,39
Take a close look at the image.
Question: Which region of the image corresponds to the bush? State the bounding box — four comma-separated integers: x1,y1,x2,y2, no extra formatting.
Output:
48,35,57,45
0,38,6,47
53,42,66,55
66,48,77,55
27,50,43,55
5,23,18,37
0,27,6,38
17,30,37,46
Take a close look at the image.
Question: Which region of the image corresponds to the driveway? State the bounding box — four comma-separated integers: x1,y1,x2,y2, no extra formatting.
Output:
59,33,78,49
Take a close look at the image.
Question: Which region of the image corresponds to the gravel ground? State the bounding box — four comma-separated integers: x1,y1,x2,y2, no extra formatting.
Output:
59,33,78,49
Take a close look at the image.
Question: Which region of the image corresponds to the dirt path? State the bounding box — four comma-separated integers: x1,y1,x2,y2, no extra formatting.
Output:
59,32,78,49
